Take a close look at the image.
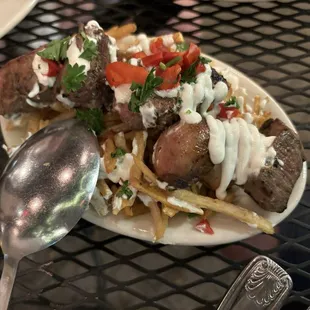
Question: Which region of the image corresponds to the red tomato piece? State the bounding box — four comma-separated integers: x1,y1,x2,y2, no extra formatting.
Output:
106,62,149,87
196,62,206,74
142,52,163,67
42,58,61,77
183,42,200,69
195,219,214,235
131,51,147,59
217,103,240,120
150,38,170,53
156,64,182,90
163,51,184,65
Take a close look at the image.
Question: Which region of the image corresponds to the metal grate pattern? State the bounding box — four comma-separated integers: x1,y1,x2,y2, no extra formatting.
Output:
0,0,309,309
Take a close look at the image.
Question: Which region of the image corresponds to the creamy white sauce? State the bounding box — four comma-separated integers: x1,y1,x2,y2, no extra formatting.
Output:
155,87,180,98
108,35,118,63
139,102,157,128
156,180,168,190
153,64,228,124
112,196,123,214
243,112,253,124
127,44,142,53
206,115,277,200
129,58,139,66
162,34,174,47
137,34,150,55
28,82,40,98
103,153,134,183
167,197,203,215
114,84,132,103
132,137,138,155
56,92,75,108
138,193,153,206
32,54,57,87
206,115,225,164
26,98,49,108
67,35,92,74
235,118,251,185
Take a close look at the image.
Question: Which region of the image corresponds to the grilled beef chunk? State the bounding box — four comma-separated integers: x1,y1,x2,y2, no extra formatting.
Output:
114,95,179,131
211,68,228,87
0,50,52,115
244,118,304,213
60,33,113,110
0,28,112,116
153,121,213,188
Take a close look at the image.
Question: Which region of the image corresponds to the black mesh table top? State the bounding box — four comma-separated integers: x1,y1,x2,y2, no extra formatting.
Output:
0,0,309,309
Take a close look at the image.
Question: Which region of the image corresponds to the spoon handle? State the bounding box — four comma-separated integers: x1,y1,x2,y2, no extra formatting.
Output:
0,255,19,310
217,256,292,310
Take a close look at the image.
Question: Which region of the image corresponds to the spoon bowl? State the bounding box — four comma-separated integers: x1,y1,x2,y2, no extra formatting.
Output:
0,119,100,309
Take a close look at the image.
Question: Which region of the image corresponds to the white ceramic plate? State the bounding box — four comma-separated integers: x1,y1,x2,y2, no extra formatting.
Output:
0,0,38,39
0,54,307,246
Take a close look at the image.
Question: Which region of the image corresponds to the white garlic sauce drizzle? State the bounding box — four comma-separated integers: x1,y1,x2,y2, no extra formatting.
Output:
206,115,277,200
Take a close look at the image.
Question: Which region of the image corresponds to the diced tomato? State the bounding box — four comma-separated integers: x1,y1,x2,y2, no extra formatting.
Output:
106,62,148,87
183,43,200,69
142,52,163,67
195,219,214,235
150,38,170,54
196,62,206,74
217,103,240,120
163,51,184,65
156,64,182,90
42,58,61,77
131,51,147,59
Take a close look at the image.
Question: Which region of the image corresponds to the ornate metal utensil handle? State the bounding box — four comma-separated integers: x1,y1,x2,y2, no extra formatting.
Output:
217,256,292,310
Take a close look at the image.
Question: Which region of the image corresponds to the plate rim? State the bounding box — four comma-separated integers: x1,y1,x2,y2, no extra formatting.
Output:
0,0,38,39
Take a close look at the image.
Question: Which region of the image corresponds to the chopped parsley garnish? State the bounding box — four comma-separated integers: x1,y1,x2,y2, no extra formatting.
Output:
159,62,167,70
199,56,212,64
62,63,86,93
176,42,189,52
129,68,163,112
224,96,240,109
166,56,182,67
111,147,126,158
180,56,212,84
76,108,104,135
180,60,198,84
37,37,70,61
79,33,98,61
117,180,133,199
185,109,192,114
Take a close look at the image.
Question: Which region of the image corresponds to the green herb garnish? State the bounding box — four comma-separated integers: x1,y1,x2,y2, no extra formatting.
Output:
176,42,189,52
79,36,98,61
129,68,163,112
117,180,133,199
37,36,70,61
199,56,212,64
111,147,126,158
224,96,240,109
62,63,86,92
166,56,182,68
76,108,104,135
159,62,167,70
185,109,192,114
180,60,199,84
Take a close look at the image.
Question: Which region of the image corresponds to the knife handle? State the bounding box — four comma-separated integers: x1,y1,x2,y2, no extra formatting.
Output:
217,255,292,310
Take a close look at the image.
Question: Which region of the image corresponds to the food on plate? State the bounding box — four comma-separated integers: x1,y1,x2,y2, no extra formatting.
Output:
0,21,305,241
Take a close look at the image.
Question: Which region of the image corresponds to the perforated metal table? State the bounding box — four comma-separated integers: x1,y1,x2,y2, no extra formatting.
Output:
0,1,309,309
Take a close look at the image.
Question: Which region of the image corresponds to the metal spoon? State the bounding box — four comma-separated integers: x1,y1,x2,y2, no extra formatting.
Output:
0,119,100,310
